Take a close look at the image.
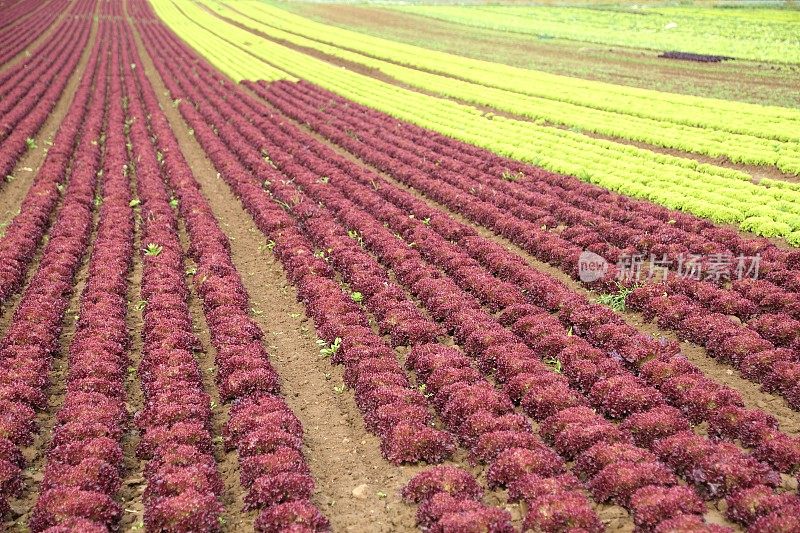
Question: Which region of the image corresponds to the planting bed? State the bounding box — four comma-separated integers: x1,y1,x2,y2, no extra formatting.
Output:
0,0,798,531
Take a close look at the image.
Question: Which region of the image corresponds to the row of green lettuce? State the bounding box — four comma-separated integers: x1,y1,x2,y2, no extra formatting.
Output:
197,0,800,175
150,0,800,245
389,4,800,64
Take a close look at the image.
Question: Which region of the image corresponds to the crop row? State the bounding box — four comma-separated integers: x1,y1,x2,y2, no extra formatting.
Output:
29,18,132,530
249,114,795,527
261,81,800,476
0,11,106,307
140,13,457,470
137,14,599,531
0,0,48,31
150,0,800,241
0,0,95,184
202,0,800,173
0,20,104,520
255,81,800,411
123,16,329,530
127,37,226,530
389,4,800,64
205,0,800,140
280,81,800,305
135,9,800,529
0,0,68,67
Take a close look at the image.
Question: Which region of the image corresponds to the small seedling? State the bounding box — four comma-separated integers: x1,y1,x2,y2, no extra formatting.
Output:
596,283,638,312
25,138,37,150
347,229,365,247
5,175,14,182
129,198,141,207
501,169,524,182
377,491,387,499
169,197,179,208
333,384,346,394
317,176,330,184
422,217,431,226
135,300,147,311
185,266,197,276
144,243,163,256
317,337,341,359
544,355,562,373
350,291,363,303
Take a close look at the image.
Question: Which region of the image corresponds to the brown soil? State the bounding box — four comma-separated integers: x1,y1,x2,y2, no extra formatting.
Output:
117,163,146,531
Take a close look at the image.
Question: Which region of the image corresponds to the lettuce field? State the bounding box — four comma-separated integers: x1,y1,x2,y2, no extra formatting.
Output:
0,0,799,531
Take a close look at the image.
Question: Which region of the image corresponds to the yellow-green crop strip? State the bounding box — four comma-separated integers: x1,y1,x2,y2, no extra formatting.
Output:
195,0,800,175
388,5,800,64
151,0,800,245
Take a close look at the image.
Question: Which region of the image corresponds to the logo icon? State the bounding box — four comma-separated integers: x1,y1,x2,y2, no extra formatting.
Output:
578,251,608,283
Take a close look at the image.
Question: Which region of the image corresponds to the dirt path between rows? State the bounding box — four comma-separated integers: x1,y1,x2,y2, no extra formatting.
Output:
179,225,253,532
128,18,423,531
117,162,146,531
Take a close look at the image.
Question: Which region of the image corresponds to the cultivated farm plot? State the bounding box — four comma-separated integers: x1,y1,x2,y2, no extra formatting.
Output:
0,0,799,532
